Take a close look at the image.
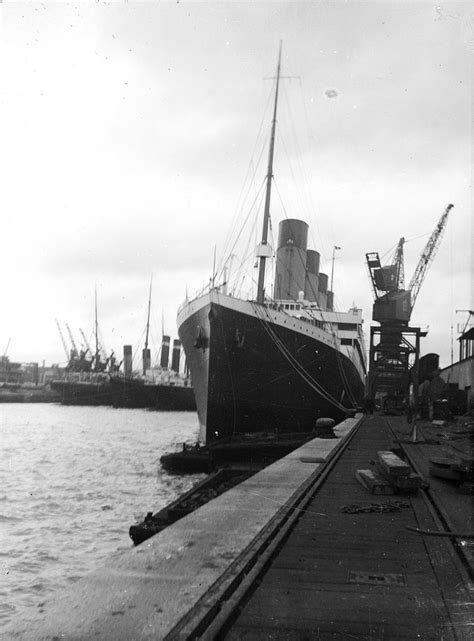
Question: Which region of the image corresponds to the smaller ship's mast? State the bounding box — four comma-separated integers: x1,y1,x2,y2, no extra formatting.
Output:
143,275,153,375
256,42,282,305
94,285,100,371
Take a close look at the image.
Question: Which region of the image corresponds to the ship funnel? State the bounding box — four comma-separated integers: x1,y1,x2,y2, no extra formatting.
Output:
171,339,181,373
319,272,328,293
274,219,308,301
160,335,170,369
318,272,328,309
142,348,151,374
304,249,320,303
326,291,334,311
123,345,133,378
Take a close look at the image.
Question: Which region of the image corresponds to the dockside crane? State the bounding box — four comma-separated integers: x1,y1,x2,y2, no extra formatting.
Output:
55,319,70,366
408,204,454,311
366,204,453,328
79,328,91,356
366,236,408,324
2,338,11,360
65,323,79,359
366,204,453,409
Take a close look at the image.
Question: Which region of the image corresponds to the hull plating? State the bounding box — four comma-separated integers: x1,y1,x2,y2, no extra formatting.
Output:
110,378,196,411
178,297,364,442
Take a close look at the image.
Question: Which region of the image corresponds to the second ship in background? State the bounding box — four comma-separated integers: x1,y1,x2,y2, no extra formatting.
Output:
51,336,195,411
110,336,195,411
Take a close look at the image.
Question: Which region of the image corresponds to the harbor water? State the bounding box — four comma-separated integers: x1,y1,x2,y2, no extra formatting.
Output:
0,404,202,633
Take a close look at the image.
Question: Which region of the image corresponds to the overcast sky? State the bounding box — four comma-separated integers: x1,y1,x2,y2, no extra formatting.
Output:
0,1,471,370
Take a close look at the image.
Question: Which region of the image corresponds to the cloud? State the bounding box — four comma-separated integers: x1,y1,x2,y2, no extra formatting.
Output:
0,2,470,366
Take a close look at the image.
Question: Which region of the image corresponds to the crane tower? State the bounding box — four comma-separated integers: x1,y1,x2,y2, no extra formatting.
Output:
366,204,453,410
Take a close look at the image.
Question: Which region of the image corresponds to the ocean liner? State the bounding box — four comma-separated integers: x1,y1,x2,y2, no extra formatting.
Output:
110,279,195,411
110,336,195,411
51,296,119,406
177,46,366,444
52,284,195,410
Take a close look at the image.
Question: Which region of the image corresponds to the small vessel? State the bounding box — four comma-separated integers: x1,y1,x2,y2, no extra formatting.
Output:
177,45,366,444
129,468,253,545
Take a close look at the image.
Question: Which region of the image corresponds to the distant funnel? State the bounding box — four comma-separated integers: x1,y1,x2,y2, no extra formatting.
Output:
171,339,181,373
160,336,170,369
142,348,151,374
123,345,133,378
304,249,320,303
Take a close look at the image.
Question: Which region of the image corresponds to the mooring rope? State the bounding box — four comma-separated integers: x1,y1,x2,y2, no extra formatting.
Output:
251,302,349,412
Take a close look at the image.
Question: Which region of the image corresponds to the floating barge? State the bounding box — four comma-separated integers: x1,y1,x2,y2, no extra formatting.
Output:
159,430,325,474
129,468,255,545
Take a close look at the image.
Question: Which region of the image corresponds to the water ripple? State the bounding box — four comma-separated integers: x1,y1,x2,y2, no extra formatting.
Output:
1,405,201,632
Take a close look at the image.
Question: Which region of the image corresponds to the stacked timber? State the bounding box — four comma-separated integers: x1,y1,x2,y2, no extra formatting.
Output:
356,450,422,495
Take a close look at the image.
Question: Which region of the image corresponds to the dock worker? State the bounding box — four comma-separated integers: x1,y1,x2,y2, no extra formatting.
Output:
426,369,447,421
418,377,430,419
362,395,375,414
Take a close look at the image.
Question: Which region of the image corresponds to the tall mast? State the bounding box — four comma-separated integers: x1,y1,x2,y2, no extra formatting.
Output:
94,284,100,371
143,275,153,375
144,275,153,352
256,42,282,305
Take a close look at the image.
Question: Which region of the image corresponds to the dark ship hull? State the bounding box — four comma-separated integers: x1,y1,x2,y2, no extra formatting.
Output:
177,52,367,446
0,385,60,403
110,377,196,411
178,294,365,443
51,377,196,410
50,380,115,406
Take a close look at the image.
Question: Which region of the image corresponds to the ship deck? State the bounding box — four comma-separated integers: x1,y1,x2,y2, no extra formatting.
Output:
8,414,473,640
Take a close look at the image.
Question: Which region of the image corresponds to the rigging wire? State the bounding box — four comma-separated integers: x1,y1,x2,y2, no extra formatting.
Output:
215,178,267,288
278,95,308,221
379,231,431,266
225,184,266,295
281,84,321,236
214,129,365,392
255,180,366,398
223,77,333,301
295,79,332,262
379,240,399,264
217,86,274,276
251,302,350,412
218,146,267,275
253,303,345,405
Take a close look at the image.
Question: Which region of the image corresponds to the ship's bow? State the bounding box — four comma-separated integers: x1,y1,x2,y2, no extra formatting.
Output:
177,295,211,442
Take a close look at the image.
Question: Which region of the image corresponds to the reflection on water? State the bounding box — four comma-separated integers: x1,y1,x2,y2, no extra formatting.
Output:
0,404,202,630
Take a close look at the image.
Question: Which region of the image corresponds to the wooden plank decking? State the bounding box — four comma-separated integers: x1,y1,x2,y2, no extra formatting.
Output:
8,414,471,640
223,416,472,640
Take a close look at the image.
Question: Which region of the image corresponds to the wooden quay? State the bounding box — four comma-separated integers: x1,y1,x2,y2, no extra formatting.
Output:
8,414,472,641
